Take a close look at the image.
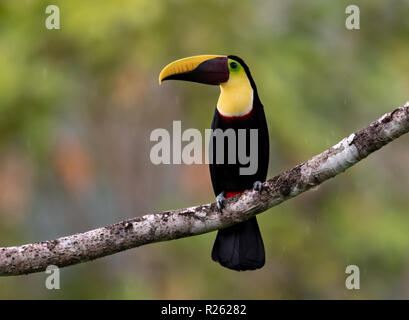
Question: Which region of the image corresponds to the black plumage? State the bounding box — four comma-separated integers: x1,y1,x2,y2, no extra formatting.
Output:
210,56,269,271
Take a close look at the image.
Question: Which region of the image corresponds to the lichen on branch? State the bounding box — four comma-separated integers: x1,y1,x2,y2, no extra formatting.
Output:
1,102,408,276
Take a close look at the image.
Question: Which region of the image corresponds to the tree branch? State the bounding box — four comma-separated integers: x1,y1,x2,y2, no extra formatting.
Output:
1,102,409,276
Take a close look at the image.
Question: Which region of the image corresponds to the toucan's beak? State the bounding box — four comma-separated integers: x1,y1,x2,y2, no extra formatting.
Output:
159,55,229,85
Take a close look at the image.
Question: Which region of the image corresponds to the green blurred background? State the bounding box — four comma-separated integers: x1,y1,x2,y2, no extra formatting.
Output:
1,0,409,299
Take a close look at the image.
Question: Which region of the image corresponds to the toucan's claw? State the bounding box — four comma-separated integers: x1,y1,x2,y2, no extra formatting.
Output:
216,192,226,211
253,181,263,192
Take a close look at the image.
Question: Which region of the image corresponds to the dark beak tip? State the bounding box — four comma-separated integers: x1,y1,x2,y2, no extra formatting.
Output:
159,56,229,85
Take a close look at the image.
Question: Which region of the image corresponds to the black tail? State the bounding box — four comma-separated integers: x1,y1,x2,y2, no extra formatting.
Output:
211,217,265,271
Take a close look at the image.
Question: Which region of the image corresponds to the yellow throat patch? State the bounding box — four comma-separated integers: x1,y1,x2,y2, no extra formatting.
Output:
217,60,253,117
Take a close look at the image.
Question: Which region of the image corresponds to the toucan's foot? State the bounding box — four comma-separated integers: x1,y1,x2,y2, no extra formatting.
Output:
216,192,226,210
253,181,263,192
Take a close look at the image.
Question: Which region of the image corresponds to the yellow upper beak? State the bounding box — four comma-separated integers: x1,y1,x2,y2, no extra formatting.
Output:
158,55,225,84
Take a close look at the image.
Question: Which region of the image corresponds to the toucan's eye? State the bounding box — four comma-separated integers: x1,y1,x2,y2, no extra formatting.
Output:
230,62,238,69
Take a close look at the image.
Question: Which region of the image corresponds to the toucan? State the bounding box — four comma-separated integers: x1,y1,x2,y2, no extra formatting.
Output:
159,55,269,271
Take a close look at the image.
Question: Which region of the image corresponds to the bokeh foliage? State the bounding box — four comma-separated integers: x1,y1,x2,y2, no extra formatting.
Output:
1,0,409,299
